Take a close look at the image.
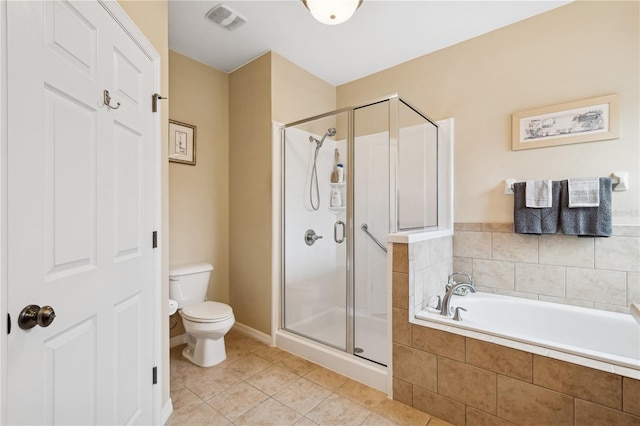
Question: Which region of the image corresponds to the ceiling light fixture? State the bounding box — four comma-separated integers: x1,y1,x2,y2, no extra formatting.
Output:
302,0,363,25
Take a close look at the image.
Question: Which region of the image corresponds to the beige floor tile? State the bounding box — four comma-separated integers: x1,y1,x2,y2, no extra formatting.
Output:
182,365,242,401
170,385,203,411
304,366,349,391
361,412,400,425
306,393,371,426
206,381,269,420
225,333,264,353
166,401,232,426
336,378,388,409
274,377,332,415
253,345,293,363
246,365,300,396
373,398,431,426
220,353,272,380
234,398,302,425
294,417,318,426
170,353,211,382
223,344,254,363
170,331,448,426
171,379,185,393
277,355,318,376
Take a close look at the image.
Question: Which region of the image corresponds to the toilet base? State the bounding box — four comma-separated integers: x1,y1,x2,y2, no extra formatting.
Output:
182,334,227,367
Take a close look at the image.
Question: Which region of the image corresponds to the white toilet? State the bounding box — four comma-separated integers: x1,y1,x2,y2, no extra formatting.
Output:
169,262,235,367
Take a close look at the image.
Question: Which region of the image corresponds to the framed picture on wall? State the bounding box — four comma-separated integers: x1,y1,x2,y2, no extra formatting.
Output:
511,94,619,150
169,120,197,165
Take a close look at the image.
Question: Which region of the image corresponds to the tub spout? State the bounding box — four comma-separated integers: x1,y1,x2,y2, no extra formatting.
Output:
446,272,475,294
440,283,476,317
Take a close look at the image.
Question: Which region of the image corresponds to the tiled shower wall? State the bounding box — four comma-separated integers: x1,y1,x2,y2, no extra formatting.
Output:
452,223,640,313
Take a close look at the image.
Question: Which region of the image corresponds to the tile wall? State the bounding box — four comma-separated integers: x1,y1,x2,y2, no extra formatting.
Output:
396,235,454,314
392,242,640,426
452,223,640,313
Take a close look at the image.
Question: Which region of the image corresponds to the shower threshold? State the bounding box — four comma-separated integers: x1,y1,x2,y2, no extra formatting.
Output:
275,329,388,394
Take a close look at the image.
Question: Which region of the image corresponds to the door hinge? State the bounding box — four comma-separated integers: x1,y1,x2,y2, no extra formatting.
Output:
152,231,158,248
7,313,11,335
152,366,158,385
152,93,166,113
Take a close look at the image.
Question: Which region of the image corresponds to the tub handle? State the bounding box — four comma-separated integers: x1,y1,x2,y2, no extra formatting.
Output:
453,306,467,321
433,295,442,311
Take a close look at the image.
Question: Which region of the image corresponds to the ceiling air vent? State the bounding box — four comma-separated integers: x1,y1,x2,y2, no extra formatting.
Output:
206,4,247,31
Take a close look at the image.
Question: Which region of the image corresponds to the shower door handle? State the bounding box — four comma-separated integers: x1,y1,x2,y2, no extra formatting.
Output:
334,221,345,244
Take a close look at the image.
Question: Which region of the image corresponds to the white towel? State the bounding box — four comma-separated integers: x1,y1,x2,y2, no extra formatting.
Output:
525,180,553,208
568,177,600,207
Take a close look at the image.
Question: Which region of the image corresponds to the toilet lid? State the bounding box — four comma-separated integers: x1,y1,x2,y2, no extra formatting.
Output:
181,301,233,322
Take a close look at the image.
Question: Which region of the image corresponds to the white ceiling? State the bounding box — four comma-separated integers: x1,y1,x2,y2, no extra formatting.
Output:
169,0,571,86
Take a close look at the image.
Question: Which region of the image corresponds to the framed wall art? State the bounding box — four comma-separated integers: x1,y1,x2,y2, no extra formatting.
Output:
512,94,619,151
169,120,197,165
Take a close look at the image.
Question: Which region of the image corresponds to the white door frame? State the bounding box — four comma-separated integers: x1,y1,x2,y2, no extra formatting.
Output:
0,0,163,423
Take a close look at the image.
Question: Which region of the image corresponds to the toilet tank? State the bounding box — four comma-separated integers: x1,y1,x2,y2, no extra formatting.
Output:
169,262,214,309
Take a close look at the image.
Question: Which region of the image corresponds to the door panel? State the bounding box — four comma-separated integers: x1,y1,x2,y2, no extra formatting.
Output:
114,294,143,424
45,0,97,79
113,121,143,260
114,50,143,108
6,1,156,424
43,318,98,425
44,87,98,278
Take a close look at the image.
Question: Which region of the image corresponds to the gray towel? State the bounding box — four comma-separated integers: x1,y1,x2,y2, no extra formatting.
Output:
560,177,612,237
513,181,561,234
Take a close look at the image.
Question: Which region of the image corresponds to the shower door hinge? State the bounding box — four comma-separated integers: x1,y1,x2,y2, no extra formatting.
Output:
152,231,158,248
152,366,157,384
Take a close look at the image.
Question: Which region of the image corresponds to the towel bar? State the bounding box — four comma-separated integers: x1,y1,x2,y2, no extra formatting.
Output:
505,173,627,195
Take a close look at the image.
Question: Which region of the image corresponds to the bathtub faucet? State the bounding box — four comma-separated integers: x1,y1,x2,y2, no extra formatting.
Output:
440,283,476,317
446,272,475,296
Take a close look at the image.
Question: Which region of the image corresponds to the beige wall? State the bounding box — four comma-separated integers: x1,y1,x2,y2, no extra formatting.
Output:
228,52,337,335
229,53,273,335
338,1,640,226
168,51,230,315
271,52,336,124
117,0,171,410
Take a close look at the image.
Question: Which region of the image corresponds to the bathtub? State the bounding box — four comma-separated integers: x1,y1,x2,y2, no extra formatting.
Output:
414,292,640,379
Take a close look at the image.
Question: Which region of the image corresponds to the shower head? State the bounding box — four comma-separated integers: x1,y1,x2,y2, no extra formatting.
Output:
309,128,337,148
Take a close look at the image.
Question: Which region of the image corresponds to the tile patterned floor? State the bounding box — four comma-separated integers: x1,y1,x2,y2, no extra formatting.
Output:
168,329,453,426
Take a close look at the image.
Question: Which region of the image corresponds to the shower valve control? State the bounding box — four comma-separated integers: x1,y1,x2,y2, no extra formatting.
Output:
304,229,323,246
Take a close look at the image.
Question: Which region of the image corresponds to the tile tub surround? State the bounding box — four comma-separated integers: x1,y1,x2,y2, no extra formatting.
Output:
392,242,640,426
392,235,454,316
452,223,640,313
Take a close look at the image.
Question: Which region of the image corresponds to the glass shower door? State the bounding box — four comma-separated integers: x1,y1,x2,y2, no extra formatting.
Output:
282,112,349,350
353,100,390,366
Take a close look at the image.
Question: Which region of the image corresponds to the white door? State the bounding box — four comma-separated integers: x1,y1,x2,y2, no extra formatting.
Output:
5,1,157,424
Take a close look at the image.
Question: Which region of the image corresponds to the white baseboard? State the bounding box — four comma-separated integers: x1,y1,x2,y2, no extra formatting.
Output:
170,323,272,348
170,334,186,348
161,398,173,425
233,322,273,346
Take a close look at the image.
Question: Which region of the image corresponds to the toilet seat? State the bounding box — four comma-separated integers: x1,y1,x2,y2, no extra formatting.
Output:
181,301,233,323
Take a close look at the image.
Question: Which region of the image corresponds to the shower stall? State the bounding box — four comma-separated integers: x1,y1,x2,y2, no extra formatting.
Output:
277,95,439,382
